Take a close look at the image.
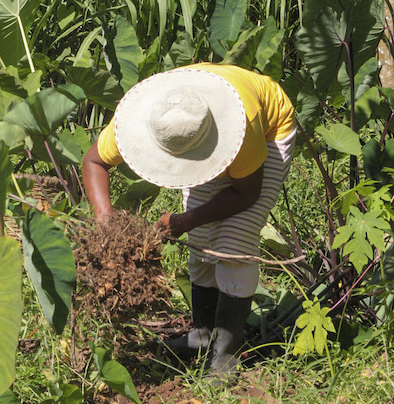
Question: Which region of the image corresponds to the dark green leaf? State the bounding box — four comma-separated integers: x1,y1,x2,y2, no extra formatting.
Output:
90,345,141,404
3,85,85,136
21,209,75,334
316,123,362,155
208,0,247,58
0,237,22,395
66,66,124,111
0,0,41,66
0,389,19,404
0,142,12,226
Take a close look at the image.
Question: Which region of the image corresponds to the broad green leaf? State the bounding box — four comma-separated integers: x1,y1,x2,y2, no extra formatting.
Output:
163,31,195,70
208,0,247,58
282,71,322,134
90,345,141,404
0,0,41,66
363,138,394,187
0,142,12,228
222,26,264,69
139,37,160,79
0,389,19,404
260,223,291,256
3,85,85,136
21,209,75,334
104,16,141,93
0,70,28,98
351,87,381,132
332,206,390,273
0,237,22,396
316,123,362,155
66,66,123,111
0,122,31,154
296,0,383,93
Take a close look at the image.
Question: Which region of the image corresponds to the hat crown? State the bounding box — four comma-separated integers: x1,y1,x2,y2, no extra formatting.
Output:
150,90,211,155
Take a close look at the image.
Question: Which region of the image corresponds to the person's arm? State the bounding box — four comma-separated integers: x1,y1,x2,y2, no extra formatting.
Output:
157,164,264,237
82,140,114,222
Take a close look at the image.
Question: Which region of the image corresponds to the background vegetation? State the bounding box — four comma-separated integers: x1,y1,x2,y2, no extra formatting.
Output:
0,0,393,402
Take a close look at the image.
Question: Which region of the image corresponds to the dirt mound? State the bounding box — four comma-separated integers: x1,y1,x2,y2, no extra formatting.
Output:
73,210,171,323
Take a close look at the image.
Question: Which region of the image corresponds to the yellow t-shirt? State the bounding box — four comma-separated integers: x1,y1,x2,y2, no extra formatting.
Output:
97,63,295,179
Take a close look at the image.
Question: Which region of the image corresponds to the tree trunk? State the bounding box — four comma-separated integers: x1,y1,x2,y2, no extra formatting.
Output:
379,0,394,88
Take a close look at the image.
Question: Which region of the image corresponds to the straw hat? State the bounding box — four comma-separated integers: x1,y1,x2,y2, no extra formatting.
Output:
114,68,246,189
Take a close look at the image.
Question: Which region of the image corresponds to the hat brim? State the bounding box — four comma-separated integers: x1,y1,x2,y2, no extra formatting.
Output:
114,68,246,189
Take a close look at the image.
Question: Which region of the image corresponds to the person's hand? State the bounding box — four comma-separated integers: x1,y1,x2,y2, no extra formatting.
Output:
155,212,188,239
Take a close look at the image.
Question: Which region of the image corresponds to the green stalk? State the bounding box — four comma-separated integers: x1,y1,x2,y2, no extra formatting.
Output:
16,15,35,73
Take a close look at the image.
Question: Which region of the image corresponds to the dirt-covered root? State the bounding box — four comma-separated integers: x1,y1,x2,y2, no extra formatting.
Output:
72,210,171,323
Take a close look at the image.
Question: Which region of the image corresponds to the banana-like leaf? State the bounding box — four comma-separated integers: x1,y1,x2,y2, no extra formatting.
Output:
21,209,75,334
208,0,247,58
0,0,40,66
3,85,85,136
0,237,22,396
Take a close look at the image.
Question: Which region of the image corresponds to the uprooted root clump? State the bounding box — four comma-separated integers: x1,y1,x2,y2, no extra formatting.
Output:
72,210,171,323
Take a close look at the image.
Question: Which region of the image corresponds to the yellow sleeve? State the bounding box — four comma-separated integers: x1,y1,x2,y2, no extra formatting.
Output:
96,117,124,166
227,116,268,179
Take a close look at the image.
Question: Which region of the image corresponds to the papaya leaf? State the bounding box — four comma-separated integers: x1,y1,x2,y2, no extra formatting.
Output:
293,297,335,356
3,85,85,136
208,0,247,58
21,209,75,334
90,344,141,404
316,123,362,155
0,237,23,396
0,0,41,66
332,206,391,273
331,179,377,216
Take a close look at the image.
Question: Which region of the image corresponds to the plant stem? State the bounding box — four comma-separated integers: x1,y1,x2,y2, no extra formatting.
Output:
43,138,77,206
17,15,35,73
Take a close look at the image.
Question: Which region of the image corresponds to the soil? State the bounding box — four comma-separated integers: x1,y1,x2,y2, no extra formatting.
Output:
70,211,278,404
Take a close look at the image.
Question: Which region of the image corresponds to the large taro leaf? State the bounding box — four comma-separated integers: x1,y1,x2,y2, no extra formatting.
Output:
0,237,22,396
0,389,19,403
90,344,141,404
21,209,75,334
0,142,12,233
103,15,141,93
0,0,41,66
66,66,124,111
296,0,383,93
163,32,195,70
208,0,247,58
363,138,394,188
3,85,85,136
316,123,362,156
